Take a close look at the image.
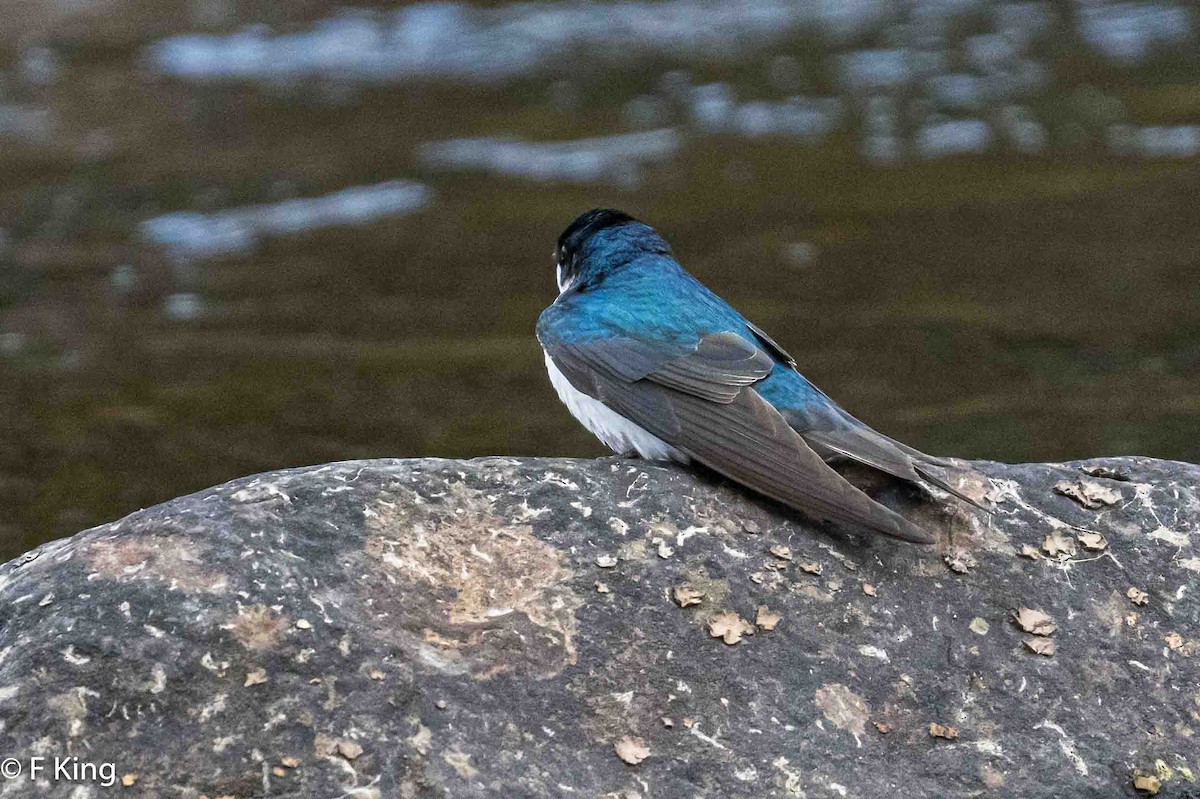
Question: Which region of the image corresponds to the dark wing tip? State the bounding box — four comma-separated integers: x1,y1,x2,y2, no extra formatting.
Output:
913,463,995,514
873,512,936,544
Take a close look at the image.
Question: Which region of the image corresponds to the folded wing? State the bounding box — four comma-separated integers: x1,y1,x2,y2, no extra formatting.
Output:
541,327,933,543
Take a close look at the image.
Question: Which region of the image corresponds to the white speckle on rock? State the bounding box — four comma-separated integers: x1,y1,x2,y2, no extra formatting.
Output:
231,483,292,504
541,472,579,491
721,543,749,559
734,765,758,782
676,526,706,546
150,663,167,694
62,646,91,666
972,740,1005,757
512,501,552,521
689,724,728,750
608,518,630,536
1149,526,1189,548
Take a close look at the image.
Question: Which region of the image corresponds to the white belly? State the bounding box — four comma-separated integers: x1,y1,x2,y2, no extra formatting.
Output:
544,352,687,463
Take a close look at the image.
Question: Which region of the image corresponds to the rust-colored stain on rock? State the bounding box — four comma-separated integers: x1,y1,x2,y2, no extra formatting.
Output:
362,480,581,680
227,605,289,652
815,683,871,737
86,535,229,594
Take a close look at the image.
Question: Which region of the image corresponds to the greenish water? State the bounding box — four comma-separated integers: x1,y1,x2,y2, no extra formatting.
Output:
2,4,1200,561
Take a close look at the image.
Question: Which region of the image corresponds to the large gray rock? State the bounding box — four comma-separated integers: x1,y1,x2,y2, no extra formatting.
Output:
0,456,1197,798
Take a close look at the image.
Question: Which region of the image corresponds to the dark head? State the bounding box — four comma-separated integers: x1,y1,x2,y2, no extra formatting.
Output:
554,209,670,293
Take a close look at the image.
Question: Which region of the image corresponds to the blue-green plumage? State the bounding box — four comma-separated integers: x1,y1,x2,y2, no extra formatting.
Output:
539,209,983,543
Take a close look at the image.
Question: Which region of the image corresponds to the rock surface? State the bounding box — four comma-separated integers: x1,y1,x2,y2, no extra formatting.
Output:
0,455,1197,798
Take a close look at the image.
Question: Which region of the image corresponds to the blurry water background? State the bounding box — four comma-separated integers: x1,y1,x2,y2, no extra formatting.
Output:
2,0,1199,559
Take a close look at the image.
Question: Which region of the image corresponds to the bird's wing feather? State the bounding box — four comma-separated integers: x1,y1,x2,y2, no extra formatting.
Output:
785,406,988,511
798,421,924,482
651,331,775,402
745,320,797,368
541,327,933,543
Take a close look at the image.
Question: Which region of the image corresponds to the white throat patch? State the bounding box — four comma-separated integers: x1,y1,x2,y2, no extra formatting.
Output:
555,262,576,295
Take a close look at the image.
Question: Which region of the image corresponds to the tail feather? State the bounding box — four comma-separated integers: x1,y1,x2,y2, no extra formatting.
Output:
787,408,991,514
912,462,993,513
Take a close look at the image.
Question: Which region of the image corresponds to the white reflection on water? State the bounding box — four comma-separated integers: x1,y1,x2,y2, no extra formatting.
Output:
1108,124,1200,157
689,85,844,141
147,2,890,85
418,129,680,187
140,180,432,263
0,105,55,144
915,119,993,159
1078,2,1193,63
141,0,1197,168
146,0,1185,85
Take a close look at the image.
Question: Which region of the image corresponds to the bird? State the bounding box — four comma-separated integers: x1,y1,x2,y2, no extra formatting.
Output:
536,208,984,544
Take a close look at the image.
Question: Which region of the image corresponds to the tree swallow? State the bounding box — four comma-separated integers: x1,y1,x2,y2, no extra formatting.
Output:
537,209,982,544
